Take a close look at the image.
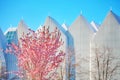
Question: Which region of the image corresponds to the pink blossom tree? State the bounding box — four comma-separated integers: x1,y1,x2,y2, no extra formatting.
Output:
6,26,65,80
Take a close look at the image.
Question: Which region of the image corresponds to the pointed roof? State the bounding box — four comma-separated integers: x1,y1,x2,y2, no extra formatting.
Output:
17,20,29,30
102,10,120,27
69,14,93,35
96,10,120,35
44,16,66,34
17,20,29,40
43,16,74,48
93,10,120,47
109,10,120,24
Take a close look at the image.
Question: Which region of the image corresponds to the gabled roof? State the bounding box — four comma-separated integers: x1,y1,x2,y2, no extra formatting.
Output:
17,20,29,40
69,14,93,36
44,16,66,34
101,10,120,27
43,16,73,48
95,10,120,36
109,10,120,24
17,20,28,29
93,10,120,47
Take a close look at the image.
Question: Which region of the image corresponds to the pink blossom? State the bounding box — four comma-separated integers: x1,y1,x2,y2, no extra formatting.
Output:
7,26,65,80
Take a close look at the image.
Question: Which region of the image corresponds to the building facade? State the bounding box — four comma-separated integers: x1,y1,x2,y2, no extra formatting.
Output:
0,10,120,80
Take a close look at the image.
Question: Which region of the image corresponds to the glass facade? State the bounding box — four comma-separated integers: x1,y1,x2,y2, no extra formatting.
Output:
5,31,18,44
4,29,19,80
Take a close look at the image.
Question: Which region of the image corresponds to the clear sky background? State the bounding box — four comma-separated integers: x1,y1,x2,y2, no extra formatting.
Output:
0,0,120,32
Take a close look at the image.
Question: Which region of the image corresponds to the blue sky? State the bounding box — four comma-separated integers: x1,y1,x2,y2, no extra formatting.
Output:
0,0,120,32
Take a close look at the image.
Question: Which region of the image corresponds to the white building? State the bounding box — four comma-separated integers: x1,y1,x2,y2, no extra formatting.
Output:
91,10,120,80
0,10,120,80
69,14,94,80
